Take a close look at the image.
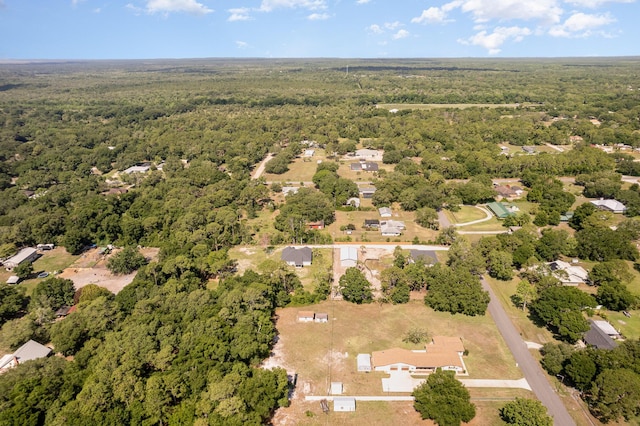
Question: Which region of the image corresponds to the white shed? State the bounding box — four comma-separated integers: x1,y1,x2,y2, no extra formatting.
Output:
357,353,371,372
333,397,356,412
340,246,358,268
330,382,343,395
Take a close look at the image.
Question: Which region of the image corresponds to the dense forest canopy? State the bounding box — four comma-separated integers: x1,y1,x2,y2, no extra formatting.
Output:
1,57,640,424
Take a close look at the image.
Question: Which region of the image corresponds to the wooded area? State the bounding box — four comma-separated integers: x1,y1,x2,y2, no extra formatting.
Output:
1,57,640,424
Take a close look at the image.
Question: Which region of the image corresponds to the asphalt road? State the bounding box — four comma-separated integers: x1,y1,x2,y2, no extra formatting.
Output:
481,278,576,426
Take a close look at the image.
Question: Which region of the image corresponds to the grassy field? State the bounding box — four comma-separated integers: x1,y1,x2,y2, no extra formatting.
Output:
271,300,527,425
0,248,79,296
263,151,326,183
449,205,488,223
228,245,333,292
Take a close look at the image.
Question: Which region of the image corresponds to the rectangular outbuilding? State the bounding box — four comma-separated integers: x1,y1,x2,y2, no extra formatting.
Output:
357,353,372,372
333,397,356,412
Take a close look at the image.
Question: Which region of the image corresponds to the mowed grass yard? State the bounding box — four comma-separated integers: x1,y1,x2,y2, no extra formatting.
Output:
228,246,333,292
272,300,527,425
0,248,79,296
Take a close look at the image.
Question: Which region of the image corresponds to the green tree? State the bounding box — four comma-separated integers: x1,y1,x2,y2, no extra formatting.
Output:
540,342,574,376
31,277,75,311
339,267,373,304
0,284,27,326
424,264,489,316
531,286,596,343
13,262,33,280
589,368,640,423
500,398,552,426
412,369,476,426
415,207,440,230
107,246,147,275
487,250,514,280
513,280,536,311
596,281,636,311
565,350,597,391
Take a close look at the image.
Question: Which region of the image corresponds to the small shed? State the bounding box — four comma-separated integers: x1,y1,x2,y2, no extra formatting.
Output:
378,207,392,218
298,311,315,322
357,353,372,372
6,276,20,285
340,246,358,268
314,313,329,323
333,397,356,412
330,382,343,395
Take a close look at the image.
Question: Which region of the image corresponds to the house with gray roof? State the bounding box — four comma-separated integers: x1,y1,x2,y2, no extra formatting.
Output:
584,320,619,350
281,247,313,267
0,340,51,371
3,247,38,271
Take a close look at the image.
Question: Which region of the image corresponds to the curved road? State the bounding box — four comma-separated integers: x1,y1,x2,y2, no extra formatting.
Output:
481,278,576,426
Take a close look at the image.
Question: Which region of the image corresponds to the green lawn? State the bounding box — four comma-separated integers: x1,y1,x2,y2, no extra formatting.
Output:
449,205,488,223
1,248,79,296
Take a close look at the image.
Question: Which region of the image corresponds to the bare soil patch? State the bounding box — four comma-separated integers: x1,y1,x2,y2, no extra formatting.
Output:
58,247,159,294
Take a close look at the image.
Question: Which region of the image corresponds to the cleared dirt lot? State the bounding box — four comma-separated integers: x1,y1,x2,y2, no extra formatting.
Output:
267,300,526,425
58,247,159,294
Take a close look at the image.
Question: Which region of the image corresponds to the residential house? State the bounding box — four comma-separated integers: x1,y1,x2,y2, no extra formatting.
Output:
364,219,380,229
590,199,627,214
354,148,381,160
333,397,356,412
122,163,151,174
359,187,376,199
297,311,315,322
281,247,313,267
282,186,299,196
486,201,514,219
380,220,405,237
345,197,360,208
340,246,358,267
584,320,619,350
378,207,392,218
55,306,73,318
350,161,379,172
371,336,466,375
3,247,38,271
307,220,325,230
0,340,51,372
522,146,536,154
357,353,372,372
409,250,438,265
548,260,589,286
494,185,524,200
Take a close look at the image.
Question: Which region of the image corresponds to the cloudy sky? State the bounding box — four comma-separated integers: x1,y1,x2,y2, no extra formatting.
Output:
0,0,638,59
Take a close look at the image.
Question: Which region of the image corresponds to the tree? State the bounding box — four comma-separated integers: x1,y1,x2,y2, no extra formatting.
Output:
412,369,476,426
31,277,75,311
424,264,489,316
0,284,27,326
446,238,485,276
596,281,636,311
416,206,439,230
540,342,574,376
13,262,33,280
487,250,514,280
513,280,536,311
589,368,640,423
565,350,597,391
500,398,552,426
339,268,373,304
531,286,596,342
535,228,569,262
107,246,147,275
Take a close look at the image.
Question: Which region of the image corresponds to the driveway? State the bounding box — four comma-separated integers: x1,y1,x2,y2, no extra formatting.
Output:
481,277,576,426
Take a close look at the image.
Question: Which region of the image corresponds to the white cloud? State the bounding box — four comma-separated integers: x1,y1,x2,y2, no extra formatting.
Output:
412,1,462,24
145,0,213,15
356,0,371,3
236,41,249,49
460,0,563,24
384,21,402,30
549,12,615,36
459,25,531,54
259,0,326,12
308,12,330,20
392,29,410,39
228,7,251,21
367,24,384,34
564,0,635,8
71,0,85,5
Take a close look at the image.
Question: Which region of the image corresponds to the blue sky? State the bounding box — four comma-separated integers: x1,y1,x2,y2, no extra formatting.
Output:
1,0,638,59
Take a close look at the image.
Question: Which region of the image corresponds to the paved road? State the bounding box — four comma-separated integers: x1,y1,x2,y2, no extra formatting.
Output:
437,210,452,229
481,278,576,426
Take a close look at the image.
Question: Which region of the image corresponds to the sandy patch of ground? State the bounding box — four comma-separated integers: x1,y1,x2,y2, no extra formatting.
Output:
58,247,159,294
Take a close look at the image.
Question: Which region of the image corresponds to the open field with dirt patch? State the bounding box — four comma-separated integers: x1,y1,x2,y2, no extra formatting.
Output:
268,300,524,425
57,247,159,294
